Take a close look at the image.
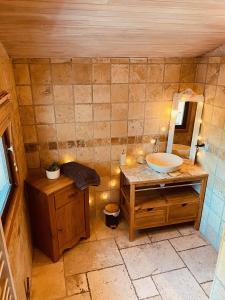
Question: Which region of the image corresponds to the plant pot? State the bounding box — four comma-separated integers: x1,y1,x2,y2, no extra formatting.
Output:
46,169,60,180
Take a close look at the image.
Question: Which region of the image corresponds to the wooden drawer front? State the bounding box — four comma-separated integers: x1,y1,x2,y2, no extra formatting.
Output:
135,208,166,228
168,202,199,222
54,185,83,209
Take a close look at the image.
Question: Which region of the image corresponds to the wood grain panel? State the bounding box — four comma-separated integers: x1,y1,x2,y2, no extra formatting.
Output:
0,1,225,57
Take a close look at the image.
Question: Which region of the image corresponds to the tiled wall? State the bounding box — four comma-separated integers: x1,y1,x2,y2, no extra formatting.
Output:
195,56,225,250
210,228,225,299
13,57,197,215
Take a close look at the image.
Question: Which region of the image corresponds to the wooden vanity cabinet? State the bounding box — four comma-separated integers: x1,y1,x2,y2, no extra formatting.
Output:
120,163,208,241
25,176,90,262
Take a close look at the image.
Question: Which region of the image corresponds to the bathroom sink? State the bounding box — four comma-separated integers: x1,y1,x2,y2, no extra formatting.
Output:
146,153,183,173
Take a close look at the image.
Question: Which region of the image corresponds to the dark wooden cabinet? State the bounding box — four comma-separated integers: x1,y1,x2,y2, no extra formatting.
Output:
26,176,90,262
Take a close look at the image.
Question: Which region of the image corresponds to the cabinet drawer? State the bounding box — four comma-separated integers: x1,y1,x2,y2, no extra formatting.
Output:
168,202,199,222
54,185,83,209
135,207,166,229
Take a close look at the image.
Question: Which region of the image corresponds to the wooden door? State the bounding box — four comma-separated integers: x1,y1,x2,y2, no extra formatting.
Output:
56,192,85,252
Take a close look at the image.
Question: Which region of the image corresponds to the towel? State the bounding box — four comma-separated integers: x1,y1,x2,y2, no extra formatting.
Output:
61,162,100,190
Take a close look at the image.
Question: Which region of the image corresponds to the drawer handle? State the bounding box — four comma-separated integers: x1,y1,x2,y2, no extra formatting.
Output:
147,208,154,211
182,203,187,207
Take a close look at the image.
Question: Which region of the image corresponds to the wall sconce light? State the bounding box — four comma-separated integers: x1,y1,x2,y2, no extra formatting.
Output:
161,126,167,133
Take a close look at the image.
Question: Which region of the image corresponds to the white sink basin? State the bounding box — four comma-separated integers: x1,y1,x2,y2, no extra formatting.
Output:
146,153,183,173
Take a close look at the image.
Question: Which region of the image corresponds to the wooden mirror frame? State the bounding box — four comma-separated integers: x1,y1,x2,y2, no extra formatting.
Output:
166,88,204,162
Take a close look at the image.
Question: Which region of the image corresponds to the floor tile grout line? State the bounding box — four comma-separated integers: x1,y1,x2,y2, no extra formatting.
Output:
114,237,140,300
168,239,211,299
85,272,93,300
177,244,211,253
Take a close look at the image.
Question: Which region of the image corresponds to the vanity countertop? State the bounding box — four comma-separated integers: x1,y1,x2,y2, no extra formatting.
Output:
120,160,208,185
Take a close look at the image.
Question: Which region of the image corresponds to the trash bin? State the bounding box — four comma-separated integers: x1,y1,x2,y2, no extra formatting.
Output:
104,203,120,229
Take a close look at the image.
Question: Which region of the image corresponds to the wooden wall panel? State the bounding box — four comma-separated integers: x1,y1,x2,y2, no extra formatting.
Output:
0,42,32,300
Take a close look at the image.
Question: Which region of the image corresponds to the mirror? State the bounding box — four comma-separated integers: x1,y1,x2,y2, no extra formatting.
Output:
167,89,204,161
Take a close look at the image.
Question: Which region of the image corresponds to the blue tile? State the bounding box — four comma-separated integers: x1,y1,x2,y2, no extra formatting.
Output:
210,276,225,300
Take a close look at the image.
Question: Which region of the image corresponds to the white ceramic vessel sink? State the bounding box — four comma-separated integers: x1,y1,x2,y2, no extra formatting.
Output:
146,153,183,173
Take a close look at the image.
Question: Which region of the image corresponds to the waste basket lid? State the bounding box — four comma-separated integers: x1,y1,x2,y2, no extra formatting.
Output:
105,203,119,213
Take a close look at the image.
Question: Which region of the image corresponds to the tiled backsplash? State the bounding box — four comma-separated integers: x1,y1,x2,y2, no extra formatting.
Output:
14,57,198,215
196,56,225,250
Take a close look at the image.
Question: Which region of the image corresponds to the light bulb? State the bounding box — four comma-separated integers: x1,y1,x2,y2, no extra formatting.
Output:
150,138,156,144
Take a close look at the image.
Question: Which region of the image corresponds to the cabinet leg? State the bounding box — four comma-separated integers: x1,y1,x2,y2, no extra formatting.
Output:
129,228,134,242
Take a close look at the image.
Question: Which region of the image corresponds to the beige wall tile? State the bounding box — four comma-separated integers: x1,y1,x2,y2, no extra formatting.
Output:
76,122,94,140
128,120,144,136
35,105,55,124
145,102,161,119
53,85,73,104
202,104,213,123
58,148,76,164
77,147,94,163
146,84,163,102
32,85,53,104
37,124,57,142
30,64,51,84
111,121,127,137
93,104,110,121
147,64,164,83
129,84,145,102
214,86,225,108
39,149,59,168
111,58,129,64
195,63,207,83
130,64,147,83
72,63,92,84
94,146,111,162
94,122,110,138
111,84,128,102
16,86,32,105
22,125,37,143
75,104,93,122
111,64,129,83
74,85,92,103
218,64,225,85
204,85,216,105
164,64,181,82
13,64,30,84
128,102,145,119
206,64,219,85
163,83,179,101
93,85,110,103
111,103,128,120
55,105,74,123
93,64,111,83
51,63,72,84
72,58,91,64
56,123,75,141
180,64,196,82
19,106,35,125
212,107,225,129
144,118,160,134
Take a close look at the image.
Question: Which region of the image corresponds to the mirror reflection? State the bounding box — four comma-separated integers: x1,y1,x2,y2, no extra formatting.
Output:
172,101,197,158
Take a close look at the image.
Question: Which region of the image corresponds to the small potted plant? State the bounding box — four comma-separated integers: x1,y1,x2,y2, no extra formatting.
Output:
45,162,60,180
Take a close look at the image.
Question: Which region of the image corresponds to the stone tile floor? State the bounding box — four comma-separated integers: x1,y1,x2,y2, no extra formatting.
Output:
31,219,218,300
